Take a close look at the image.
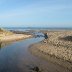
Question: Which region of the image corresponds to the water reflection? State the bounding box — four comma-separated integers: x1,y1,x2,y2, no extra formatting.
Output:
0,32,44,49
0,42,12,49
0,32,71,72
0,37,44,72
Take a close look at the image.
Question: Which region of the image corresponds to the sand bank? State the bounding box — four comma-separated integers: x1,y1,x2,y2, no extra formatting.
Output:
0,34,31,42
29,30,72,71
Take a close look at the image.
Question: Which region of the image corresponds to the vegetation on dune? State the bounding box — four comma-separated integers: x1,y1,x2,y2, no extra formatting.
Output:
0,28,13,34
0,28,13,40
59,36,72,42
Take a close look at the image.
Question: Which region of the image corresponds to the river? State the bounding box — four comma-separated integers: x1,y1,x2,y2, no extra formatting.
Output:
0,32,71,72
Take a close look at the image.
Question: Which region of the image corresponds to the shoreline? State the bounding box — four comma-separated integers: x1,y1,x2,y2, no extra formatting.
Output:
29,30,72,71
29,42,72,71
0,29,32,42
0,34,32,42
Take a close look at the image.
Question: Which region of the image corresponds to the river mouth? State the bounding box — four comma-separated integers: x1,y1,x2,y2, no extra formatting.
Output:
0,32,71,72
0,32,45,72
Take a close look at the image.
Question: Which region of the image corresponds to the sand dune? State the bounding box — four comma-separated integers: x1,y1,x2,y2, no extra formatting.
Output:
0,34,31,42
0,29,31,42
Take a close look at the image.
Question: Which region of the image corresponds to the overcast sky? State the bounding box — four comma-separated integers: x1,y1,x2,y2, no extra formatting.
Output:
0,0,72,27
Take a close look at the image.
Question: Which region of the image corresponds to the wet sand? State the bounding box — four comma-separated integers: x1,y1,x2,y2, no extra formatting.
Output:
0,29,72,72
29,30,72,72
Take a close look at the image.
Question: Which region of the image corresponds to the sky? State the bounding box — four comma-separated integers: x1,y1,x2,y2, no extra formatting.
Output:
0,0,72,27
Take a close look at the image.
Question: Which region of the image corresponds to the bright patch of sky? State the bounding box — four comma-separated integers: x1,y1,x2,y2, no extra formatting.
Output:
0,0,72,27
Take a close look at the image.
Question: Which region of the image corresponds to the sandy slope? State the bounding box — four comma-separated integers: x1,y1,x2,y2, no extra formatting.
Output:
0,34,31,42
29,30,72,71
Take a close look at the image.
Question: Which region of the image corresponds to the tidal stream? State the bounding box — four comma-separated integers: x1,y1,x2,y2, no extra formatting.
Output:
0,32,71,72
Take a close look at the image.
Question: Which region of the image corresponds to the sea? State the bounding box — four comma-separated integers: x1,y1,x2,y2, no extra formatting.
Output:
3,27,72,31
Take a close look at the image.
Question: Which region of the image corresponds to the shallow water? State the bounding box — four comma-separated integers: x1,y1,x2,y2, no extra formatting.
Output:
0,32,71,72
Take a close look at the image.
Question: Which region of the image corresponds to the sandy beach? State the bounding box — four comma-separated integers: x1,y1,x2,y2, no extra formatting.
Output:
0,29,32,42
29,30,72,71
0,34,31,42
